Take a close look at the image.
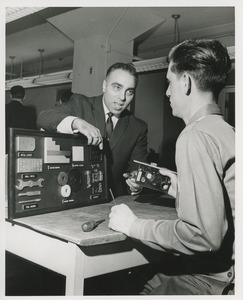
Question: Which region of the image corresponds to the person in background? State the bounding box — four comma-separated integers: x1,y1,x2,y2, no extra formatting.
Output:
56,89,73,106
6,85,37,152
109,39,235,295
37,62,148,197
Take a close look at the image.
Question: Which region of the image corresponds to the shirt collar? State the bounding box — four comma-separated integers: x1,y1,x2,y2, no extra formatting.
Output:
12,98,23,104
102,97,109,115
102,97,119,120
188,103,222,125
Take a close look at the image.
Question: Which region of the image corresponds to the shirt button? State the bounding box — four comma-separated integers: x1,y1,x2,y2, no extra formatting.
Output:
227,272,232,277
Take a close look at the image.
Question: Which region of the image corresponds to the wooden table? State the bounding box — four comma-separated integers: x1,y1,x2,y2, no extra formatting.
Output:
5,193,177,295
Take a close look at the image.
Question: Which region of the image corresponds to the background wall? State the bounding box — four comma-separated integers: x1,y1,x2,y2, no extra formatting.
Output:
134,70,184,168
133,70,165,163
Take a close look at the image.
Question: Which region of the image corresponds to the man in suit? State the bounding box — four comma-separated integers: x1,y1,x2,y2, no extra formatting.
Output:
6,85,37,152
37,63,148,196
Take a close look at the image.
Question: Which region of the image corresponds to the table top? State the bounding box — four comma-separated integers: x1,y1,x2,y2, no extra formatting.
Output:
7,193,177,247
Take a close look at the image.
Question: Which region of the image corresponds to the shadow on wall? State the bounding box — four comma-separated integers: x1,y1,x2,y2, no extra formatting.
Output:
147,148,160,164
159,99,185,171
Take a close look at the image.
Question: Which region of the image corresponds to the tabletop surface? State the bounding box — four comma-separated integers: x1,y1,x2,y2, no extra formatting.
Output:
7,193,177,247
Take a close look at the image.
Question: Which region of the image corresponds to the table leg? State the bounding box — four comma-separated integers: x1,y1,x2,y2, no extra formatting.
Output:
65,242,85,296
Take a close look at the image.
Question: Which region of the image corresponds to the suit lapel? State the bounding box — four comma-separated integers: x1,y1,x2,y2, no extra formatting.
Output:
92,95,106,136
109,114,129,150
92,98,130,150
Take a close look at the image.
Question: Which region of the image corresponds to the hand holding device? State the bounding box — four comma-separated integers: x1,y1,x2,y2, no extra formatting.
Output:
123,171,142,195
133,160,171,193
158,168,178,198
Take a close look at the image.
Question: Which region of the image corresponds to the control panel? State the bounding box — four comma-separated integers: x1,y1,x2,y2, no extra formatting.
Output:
7,128,108,220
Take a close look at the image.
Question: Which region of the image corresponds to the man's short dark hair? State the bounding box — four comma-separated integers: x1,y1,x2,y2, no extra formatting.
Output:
106,62,138,86
10,85,25,99
168,39,231,98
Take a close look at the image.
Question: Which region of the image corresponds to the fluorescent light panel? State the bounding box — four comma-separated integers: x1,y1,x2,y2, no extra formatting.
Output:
5,70,73,90
6,7,46,23
33,71,72,85
134,56,168,73
5,77,40,90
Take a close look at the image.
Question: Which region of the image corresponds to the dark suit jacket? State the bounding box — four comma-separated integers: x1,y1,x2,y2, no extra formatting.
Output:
37,94,148,196
6,100,37,152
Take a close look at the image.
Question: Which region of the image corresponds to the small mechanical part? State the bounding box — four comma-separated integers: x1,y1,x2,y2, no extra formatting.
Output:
18,190,41,197
16,178,44,191
57,171,68,185
68,169,82,192
59,184,71,198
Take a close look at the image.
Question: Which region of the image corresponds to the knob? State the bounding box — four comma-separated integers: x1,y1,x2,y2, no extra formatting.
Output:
59,184,71,198
57,172,68,185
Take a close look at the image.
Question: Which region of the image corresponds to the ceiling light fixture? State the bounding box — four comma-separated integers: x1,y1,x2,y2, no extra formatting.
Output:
32,70,73,86
134,56,168,73
172,14,180,45
9,56,15,81
5,70,73,90
38,49,45,76
20,59,24,79
6,7,46,23
5,76,41,90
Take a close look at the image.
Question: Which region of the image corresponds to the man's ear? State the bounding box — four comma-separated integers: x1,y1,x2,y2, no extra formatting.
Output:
102,80,107,93
183,73,191,96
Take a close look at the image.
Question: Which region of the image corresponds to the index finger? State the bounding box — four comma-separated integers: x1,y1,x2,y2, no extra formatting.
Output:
95,129,103,150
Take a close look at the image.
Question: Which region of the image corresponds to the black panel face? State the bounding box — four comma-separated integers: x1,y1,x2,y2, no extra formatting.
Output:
7,128,108,220
133,160,171,193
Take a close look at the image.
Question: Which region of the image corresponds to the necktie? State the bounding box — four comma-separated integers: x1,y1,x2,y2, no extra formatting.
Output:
106,112,113,139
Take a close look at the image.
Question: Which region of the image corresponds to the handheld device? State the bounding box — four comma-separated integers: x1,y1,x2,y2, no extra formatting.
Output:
133,160,171,193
